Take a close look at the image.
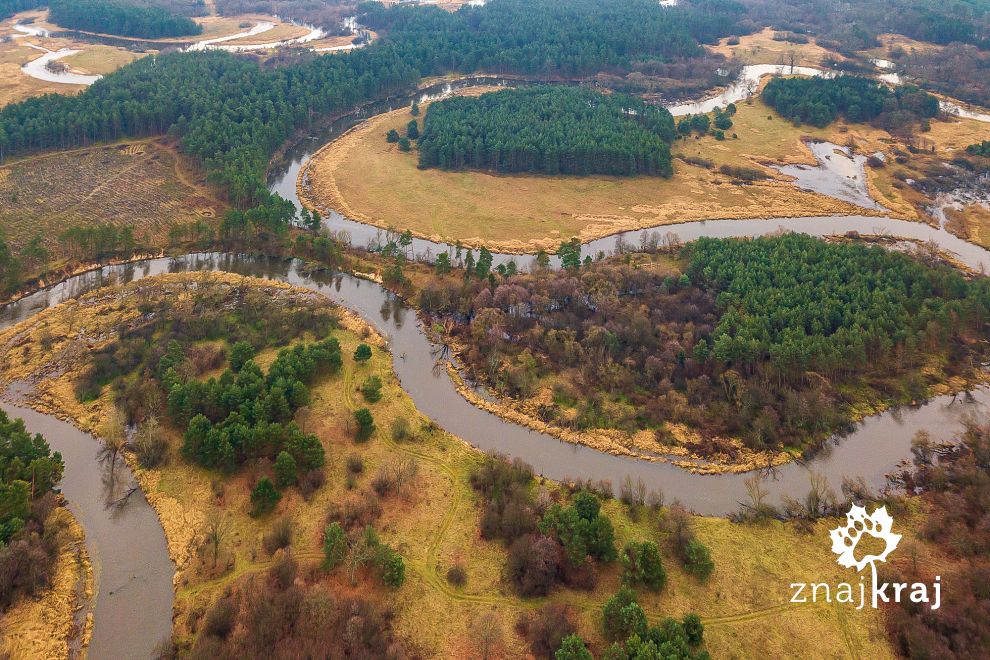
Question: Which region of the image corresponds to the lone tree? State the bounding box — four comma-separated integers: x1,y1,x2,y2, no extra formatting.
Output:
386,128,400,143
435,252,451,275
274,450,298,488
353,343,372,362
250,477,280,516
407,119,420,140
398,137,411,152
354,408,376,442
205,507,231,568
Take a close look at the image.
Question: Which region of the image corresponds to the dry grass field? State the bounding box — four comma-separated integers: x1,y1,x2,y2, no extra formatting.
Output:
0,272,916,658
708,27,845,67
0,139,224,255
60,46,143,75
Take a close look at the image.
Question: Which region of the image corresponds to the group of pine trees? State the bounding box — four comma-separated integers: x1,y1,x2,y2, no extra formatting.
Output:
761,75,939,127
48,0,202,39
417,86,676,177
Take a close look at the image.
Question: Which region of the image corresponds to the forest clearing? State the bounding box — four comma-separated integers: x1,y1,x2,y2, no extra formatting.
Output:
0,139,223,255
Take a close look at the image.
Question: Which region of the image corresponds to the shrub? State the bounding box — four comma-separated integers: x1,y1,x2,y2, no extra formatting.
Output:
508,534,561,597
273,451,297,488
377,547,405,588
229,340,255,371
202,597,237,639
470,452,534,500
602,587,647,641
390,417,411,441
555,634,592,660
268,550,297,590
322,522,347,570
718,163,769,182
354,408,375,442
250,477,280,516
353,344,373,362
684,539,714,579
398,137,411,152
298,468,325,500
386,128,400,143
327,490,382,531
682,613,704,646
346,454,365,475
621,541,666,591
446,563,467,587
519,603,577,659
262,516,293,555
133,417,168,468
359,375,383,403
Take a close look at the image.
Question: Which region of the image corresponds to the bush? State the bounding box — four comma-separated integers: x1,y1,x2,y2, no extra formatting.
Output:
273,451,297,488
446,563,467,587
250,477,280,516
378,547,405,588
682,613,704,646
346,454,365,475
229,340,255,371
353,344,373,362
262,516,293,555
508,534,561,597
327,490,382,531
386,128,400,143
684,539,714,579
133,417,168,468
718,163,769,182
555,634,592,660
519,603,577,659
354,408,375,442
470,452,534,500
390,417,411,441
602,587,647,641
322,522,347,571
621,541,666,591
359,375,383,403
268,550,297,590
202,597,237,639
298,468,325,500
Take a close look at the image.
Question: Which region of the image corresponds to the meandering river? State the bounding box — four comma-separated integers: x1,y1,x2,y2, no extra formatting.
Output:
6,55,990,660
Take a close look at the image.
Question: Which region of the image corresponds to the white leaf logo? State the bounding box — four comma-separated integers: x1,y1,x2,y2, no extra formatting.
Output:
829,504,901,572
